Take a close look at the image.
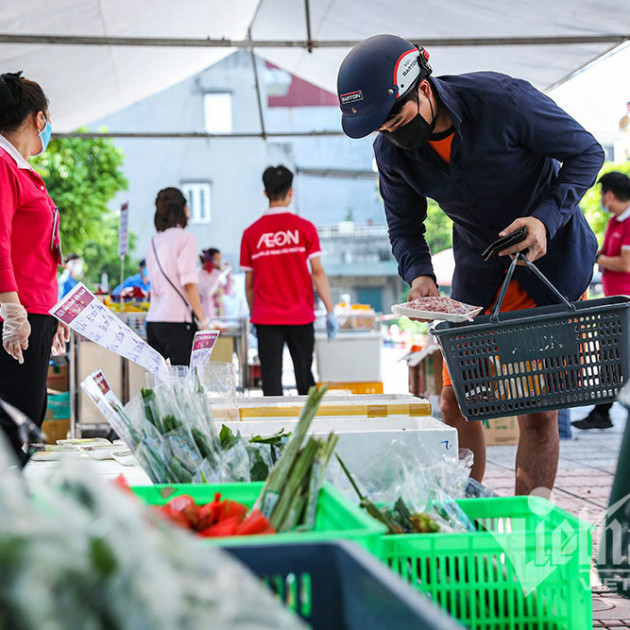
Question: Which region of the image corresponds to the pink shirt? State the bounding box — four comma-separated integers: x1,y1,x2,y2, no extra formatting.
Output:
602,207,630,297
0,137,61,314
146,227,199,323
240,207,321,325
198,266,234,319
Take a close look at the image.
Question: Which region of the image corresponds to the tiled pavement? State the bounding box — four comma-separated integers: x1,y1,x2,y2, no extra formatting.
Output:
482,403,630,628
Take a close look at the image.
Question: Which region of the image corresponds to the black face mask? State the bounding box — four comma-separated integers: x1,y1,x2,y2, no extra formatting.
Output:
384,97,436,150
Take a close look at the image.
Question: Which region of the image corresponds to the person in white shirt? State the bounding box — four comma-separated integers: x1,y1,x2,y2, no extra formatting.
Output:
198,247,233,320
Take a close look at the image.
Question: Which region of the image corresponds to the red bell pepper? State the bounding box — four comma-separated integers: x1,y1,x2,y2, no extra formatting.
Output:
159,504,190,529
234,509,275,536
196,502,215,531
221,499,248,523
165,494,199,529
198,515,241,538
111,474,132,494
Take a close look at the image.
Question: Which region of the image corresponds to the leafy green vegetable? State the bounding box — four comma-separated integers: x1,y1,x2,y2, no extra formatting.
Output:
89,537,117,577
219,424,241,450
249,428,291,446
140,388,162,433
247,448,270,482
162,414,182,433
169,456,193,483
191,427,214,460
336,453,442,535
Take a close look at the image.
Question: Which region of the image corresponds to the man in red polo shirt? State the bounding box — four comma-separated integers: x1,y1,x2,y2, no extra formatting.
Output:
573,171,630,430
240,165,338,395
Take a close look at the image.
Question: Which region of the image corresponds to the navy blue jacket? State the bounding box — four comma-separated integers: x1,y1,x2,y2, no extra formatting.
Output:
374,72,605,308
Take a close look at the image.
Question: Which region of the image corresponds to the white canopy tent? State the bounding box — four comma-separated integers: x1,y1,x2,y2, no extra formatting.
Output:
0,0,629,134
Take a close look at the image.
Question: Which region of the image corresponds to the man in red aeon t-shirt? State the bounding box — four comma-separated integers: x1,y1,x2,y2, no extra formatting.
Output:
573,171,630,430
240,165,338,395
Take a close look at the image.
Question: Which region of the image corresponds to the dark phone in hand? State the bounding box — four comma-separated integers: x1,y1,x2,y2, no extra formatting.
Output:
482,226,528,262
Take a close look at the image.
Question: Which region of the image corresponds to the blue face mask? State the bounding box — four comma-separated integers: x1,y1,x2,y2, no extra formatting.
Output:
35,117,52,156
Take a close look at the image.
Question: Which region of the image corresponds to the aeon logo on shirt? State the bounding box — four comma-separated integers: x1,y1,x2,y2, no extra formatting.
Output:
256,229,300,250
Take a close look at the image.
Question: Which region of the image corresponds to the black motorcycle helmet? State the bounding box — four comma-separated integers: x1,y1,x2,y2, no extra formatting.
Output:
337,34,432,139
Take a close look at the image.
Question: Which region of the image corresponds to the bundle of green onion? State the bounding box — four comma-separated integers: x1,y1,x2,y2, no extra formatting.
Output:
255,385,338,532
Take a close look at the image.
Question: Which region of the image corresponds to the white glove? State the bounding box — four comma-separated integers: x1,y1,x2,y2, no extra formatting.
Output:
1,303,31,364
51,321,71,355
199,318,212,331
219,262,232,281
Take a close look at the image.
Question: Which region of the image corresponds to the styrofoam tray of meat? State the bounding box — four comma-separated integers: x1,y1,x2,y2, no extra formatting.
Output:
391,297,483,322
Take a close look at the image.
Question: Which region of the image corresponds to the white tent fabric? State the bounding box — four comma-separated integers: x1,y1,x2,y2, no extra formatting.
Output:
1,0,629,132
252,0,627,94
549,42,630,146
431,248,455,287
0,0,259,131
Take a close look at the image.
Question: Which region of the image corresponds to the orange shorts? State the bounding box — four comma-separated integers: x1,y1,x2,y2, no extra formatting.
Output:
442,280,537,387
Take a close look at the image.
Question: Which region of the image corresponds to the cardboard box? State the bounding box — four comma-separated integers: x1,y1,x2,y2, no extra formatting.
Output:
47,361,69,392
41,418,70,444
406,346,443,398
211,336,235,363
482,416,519,446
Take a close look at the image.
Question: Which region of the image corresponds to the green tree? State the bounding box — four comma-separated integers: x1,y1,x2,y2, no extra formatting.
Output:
31,129,131,287
580,161,630,244
376,183,453,254
425,199,453,253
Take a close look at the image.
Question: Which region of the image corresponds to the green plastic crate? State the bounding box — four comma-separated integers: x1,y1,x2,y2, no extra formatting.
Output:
132,481,387,552
376,496,592,630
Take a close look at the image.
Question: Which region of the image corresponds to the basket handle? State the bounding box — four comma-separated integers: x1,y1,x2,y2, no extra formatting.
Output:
489,252,575,322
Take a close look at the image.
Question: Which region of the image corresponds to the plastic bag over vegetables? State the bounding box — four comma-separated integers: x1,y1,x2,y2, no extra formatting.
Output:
329,437,475,534
81,367,277,485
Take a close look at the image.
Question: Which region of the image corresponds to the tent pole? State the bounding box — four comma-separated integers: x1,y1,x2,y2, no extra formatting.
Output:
304,0,314,53
52,131,345,139
248,29,267,140
0,33,627,48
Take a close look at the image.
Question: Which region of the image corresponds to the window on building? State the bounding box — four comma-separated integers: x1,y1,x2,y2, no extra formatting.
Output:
204,93,232,133
182,182,211,224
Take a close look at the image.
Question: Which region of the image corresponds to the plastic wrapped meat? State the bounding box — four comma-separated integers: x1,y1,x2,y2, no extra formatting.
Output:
391,297,483,322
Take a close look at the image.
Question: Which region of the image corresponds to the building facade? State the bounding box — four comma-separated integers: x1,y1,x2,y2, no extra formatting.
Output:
91,51,404,314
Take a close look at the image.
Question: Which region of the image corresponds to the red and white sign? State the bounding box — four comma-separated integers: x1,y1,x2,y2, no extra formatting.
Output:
189,330,220,376
50,283,169,377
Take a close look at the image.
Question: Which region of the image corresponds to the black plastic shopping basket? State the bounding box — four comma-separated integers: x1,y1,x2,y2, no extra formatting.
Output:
432,253,630,420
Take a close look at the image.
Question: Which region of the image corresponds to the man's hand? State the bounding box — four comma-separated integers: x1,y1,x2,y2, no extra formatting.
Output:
407,276,440,322
409,275,439,301
498,217,548,264
51,321,70,355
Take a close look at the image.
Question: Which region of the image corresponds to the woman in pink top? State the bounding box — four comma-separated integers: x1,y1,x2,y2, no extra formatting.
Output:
145,188,209,366
198,247,234,320
0,71,69,462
